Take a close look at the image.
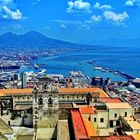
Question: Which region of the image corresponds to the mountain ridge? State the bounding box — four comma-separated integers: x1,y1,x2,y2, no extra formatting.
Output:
0,31,140,48
0,31,93,48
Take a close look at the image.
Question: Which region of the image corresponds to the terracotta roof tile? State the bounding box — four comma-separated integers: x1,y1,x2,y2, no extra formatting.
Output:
90,136,134,140
83,119,96,137
100,97,122,103
0,88,33,96
59,88,108,97
71,109,88,139
80,107,96,114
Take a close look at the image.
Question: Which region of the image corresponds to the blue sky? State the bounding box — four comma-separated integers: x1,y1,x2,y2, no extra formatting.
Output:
0,0,140,44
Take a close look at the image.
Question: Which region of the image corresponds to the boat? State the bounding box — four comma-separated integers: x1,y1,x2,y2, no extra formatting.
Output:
101,69,108,72
34,64,39,69
39,69,46,74
94,66,103,70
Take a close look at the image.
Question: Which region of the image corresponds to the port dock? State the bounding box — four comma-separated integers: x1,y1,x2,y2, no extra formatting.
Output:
87,61,135,80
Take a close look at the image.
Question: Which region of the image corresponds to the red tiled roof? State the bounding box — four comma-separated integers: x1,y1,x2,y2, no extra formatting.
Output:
83,119,96,137
71,109,88,139
59,88,108,97
80,107,96,114
90,136,134,140
0,88,33,96
109,136,134,140
100,97,122,103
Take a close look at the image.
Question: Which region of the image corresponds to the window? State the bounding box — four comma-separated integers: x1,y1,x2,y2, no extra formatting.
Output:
125,112,127,117
114,113,117,118
100,118,104,122
94,118,96,122
110,120,113,128
116,120,120,126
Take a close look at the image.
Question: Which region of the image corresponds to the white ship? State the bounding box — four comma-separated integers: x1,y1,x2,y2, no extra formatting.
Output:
34,64,39,69
39,69,46,74
94,66,103,70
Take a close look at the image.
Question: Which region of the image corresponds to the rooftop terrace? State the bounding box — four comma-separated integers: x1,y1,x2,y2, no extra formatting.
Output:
105,102,132,109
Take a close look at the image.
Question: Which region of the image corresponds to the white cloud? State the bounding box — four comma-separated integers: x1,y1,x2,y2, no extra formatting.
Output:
53,19,82,25
2,6,22,20
125,0,135,6
79,15,102,30
0,0,23,20
103,11,129,23
32,0,41,5
79,24,90,30
91,15,102,22
67,0,92,13
125,0,140,7
60,24,66,28
94,2,112,10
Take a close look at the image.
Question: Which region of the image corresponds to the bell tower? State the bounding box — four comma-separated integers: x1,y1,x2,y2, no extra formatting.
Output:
33,86,59,140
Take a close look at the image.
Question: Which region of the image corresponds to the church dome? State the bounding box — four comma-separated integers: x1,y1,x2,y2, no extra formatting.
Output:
127,84,136,91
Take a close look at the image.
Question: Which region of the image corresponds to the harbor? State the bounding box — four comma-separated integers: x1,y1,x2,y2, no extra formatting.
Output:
87,60,135,80
0,47,139,84
0,1,140,139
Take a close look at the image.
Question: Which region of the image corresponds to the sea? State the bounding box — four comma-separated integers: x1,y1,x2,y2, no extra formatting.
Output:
20,46,140,82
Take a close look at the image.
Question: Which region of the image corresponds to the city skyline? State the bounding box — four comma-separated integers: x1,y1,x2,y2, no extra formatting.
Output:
0,0,140,45
0,1,140,140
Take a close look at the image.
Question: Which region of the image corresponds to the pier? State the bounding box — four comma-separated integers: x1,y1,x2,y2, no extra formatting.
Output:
87,61,135,80
114,71,135,80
